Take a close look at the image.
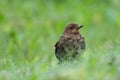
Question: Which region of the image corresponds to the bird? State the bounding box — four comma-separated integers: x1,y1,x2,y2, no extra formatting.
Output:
55,23,85,64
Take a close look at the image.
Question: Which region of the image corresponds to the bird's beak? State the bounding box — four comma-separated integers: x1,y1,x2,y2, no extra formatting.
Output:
78,25,83,29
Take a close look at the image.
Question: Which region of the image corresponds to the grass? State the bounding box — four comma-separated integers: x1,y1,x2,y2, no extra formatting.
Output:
0,0,120,80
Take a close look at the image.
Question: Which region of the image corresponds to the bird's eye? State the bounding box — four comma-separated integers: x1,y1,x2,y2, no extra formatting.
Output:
70,27,73,30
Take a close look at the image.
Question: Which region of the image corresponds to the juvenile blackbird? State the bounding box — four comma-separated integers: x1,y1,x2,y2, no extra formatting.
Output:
55,23,85,63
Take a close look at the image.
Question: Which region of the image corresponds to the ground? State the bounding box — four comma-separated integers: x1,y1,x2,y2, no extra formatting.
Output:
0,0,120,80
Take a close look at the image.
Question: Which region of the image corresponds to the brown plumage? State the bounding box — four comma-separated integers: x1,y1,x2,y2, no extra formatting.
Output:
55,23,85,63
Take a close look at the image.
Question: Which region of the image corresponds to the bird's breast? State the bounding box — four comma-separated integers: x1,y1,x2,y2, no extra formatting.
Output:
63,38,80,51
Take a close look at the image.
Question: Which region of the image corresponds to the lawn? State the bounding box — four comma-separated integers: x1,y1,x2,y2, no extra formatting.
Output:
0,0,120,80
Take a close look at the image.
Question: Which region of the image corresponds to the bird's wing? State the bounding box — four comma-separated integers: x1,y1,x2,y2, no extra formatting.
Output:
78,36,86,50
55,41,66,62
81,40,85,49
55,42,59,53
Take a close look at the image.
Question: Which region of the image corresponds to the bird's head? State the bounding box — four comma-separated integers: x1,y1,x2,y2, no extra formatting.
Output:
64,23,83,35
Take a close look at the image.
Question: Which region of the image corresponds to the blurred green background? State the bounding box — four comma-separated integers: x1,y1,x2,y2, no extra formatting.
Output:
0,0,120,80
